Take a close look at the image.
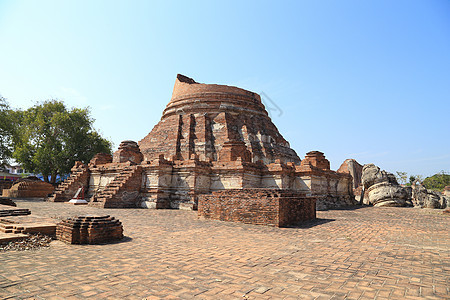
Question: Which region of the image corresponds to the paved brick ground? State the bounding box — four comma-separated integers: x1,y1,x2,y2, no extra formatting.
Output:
0,199,448,299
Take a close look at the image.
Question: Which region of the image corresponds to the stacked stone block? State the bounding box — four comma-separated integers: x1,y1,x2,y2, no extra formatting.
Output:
198,189,316,227
56,215,123,244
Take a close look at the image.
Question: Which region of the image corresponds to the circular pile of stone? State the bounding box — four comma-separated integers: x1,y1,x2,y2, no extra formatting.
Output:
56,215,123,244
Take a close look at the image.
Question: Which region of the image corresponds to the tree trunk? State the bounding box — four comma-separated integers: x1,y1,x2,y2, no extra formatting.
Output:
50,173,57,184
43,174,49,183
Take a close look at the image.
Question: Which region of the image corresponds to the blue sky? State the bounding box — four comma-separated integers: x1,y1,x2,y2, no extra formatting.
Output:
0,0,449,177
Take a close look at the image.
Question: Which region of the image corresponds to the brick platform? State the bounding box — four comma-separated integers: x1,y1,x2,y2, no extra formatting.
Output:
0,215,57,235
198,189,316,227
56,215,123,244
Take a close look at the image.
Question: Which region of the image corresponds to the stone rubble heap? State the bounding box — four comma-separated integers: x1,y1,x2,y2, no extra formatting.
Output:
411,184,448,209
360,164,448,209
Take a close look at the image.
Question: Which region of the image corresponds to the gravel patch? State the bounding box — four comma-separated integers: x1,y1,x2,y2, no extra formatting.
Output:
0,233,53,252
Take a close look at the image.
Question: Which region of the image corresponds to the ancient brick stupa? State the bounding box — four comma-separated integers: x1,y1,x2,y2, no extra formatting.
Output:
49,74,355,211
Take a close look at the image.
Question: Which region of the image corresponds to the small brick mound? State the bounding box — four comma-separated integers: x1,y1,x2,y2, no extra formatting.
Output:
2,179,54,198
198,189,316,227
56,215,123,244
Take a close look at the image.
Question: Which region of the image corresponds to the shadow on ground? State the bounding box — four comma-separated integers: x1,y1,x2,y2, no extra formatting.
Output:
75,236,133,247
287,218,335,229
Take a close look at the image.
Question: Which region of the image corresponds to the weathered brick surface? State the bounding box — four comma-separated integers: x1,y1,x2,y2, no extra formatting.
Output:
56,215,123,244
198,189,316,227
337,158,363,190
88,152,112,166
112,140,143,164
300,151,330,170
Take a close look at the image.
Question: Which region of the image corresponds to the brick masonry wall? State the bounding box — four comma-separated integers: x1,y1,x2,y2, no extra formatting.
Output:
279,196,316,227
198,189,316,227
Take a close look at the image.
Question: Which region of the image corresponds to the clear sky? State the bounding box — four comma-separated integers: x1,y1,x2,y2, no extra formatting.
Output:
0,0,449,177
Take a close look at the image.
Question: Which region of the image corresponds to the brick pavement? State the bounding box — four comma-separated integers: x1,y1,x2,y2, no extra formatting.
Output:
0,199,448,299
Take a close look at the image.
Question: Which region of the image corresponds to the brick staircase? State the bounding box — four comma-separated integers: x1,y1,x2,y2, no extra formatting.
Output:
89,166,142,208
47,163,90,202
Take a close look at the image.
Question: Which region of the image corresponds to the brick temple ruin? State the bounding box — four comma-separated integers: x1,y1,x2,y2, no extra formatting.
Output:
49,74,355,220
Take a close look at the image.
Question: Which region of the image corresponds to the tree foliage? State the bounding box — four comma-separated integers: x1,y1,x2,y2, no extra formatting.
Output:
422,171,450,192
395,171,408,185
0,97,15,167
13,100,112,183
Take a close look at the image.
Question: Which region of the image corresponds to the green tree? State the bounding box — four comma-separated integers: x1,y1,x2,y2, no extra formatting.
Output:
395,171,408,185
414,174,424,184
423,171,450,192
13,100,112,183
0,97,15,167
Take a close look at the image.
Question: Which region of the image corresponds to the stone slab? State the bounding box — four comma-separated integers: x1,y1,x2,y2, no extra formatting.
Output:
68,199,88,205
